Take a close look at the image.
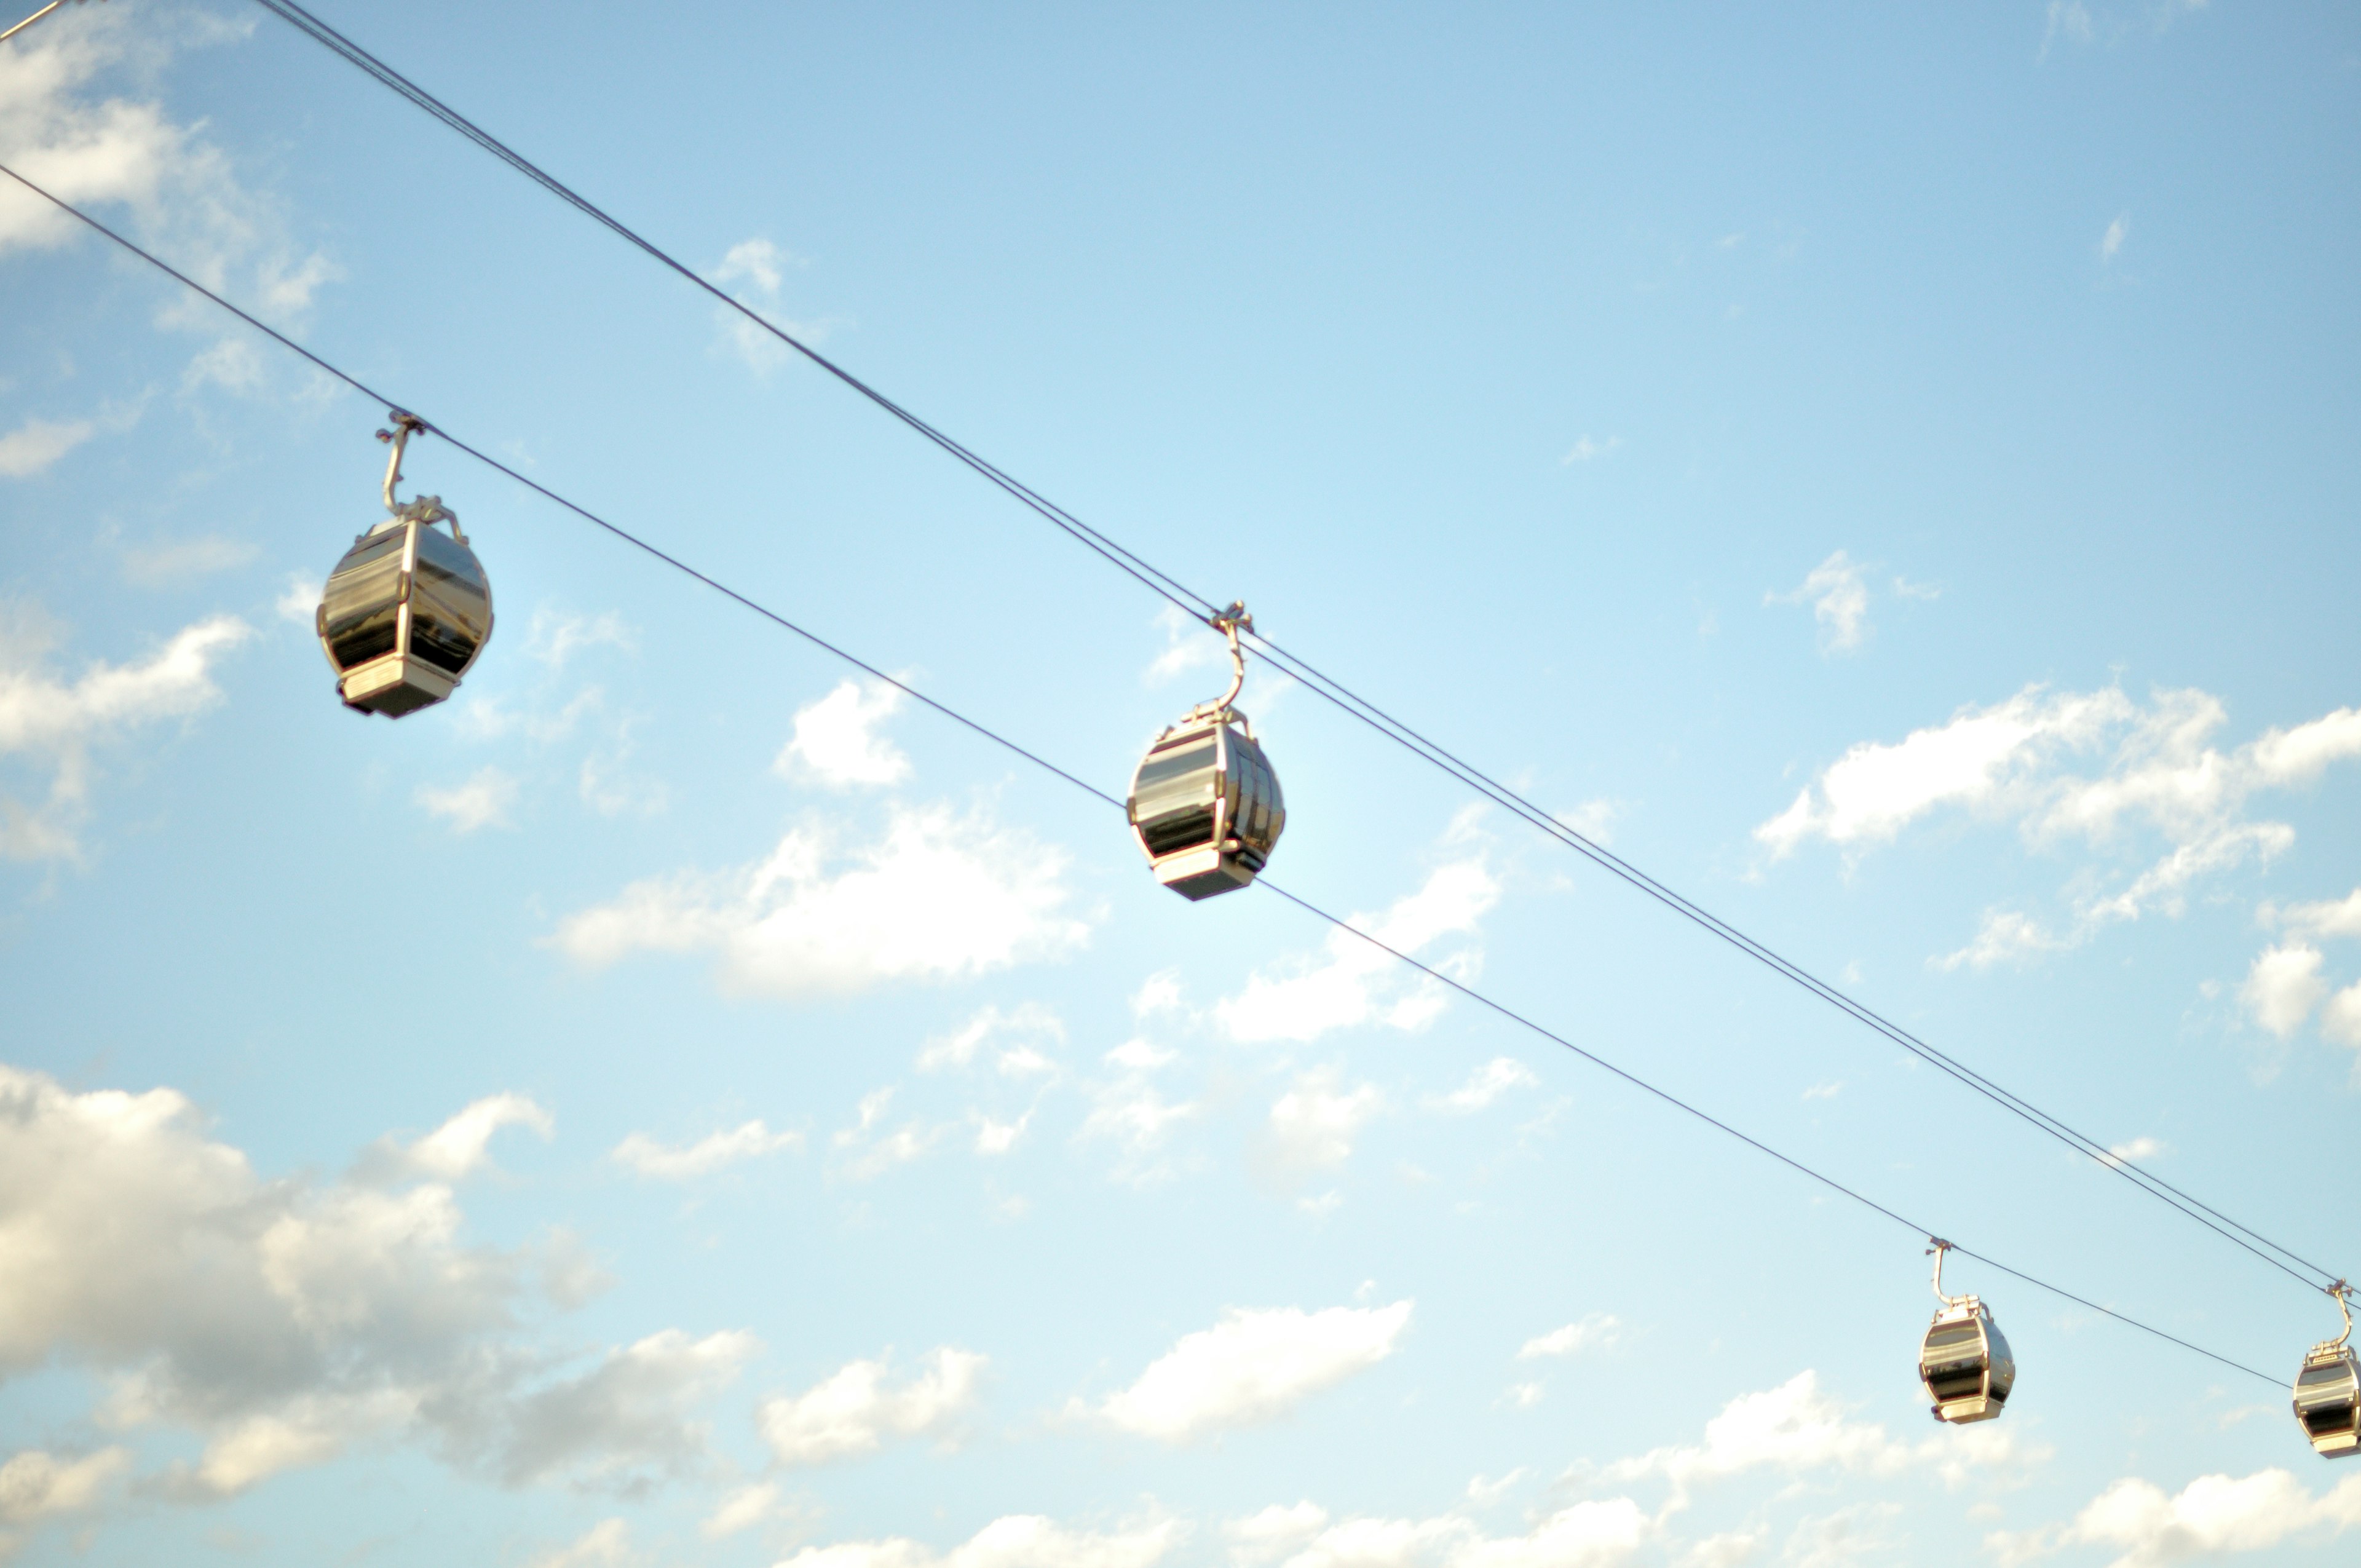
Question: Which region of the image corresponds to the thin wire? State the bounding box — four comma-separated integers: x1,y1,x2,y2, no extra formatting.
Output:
1,0,66,46
236,0,2347,1296
6,156,2290,1393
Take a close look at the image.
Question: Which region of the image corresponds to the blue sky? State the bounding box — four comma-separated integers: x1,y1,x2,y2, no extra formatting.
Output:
4,2,2360,1564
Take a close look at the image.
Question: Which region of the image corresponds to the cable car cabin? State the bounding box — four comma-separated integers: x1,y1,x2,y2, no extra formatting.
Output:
2293,1344,2361,1458
1920,1299,2015,1424
1127,711,1284,900
317,516,492,717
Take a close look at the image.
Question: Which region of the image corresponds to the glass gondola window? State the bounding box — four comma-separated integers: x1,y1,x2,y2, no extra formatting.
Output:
1128,603,1284,901
315,414,494,718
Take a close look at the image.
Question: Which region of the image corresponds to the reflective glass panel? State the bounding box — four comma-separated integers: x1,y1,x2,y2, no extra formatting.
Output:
321,528,406,670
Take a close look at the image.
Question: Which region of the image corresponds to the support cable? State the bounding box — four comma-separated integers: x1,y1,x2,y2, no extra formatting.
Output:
0,159,2298,1392
234,0,2347,1297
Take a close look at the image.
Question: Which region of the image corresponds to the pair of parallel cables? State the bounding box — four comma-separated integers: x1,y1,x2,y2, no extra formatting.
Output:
0,159,2303,1390
2,1,2341,1381
234,0,2347,1310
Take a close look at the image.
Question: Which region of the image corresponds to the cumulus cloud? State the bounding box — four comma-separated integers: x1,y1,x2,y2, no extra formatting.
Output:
831,1087,946,1182
706,237,834,374
0,1062,745,1522
1605,1371,1910,1492
553,802,1091,996
2239,943,2327,1039
611,1120,801,1180
417,766,521,833
2022,1467,2361,1566
531,1518,636,1568
917,1002,1064,1075
1078,1039,1200,1184
1431,1058,1538,1114
775,1514,1182,1568
1766,550,1875,653
0,1446,131,1525
1147,602,1235,685
0,608,252,860
757,1348,985,1466
1218,856,1498,1042
1758,686,2361,965
350,1093,554,1184
0,12,339,368
1094,1302,1412,1442
2269,888,2361,941
1258,1066,1383,1180
1519,1315,1619,1359
776,679,911,789
0,415,95,478
702,1482,785,1539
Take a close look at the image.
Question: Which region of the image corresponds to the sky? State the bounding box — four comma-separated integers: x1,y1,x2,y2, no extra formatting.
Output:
3,1,2360,1565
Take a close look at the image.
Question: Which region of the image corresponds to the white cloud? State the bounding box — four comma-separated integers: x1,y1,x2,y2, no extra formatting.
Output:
1553,798,1619,844
365,1093,555,1182
1260,1066,1383,1177
917,1002,1065,1075
0,1446,131,1524
1762,687,2361,964
757,1348,985,1466
488,1328,758,1488
1518,1314,1619,1359
776,679,911,789
274,572,323,624
1094,1302,1412,1442
612,1120,801,1180
831,1087,946,1181
1561,435,1623,465
1606,1372,1906,1491
0,609,253,860
1078,1039,1200,1183
2102,212,2130,262
1228,1502,1328,1565
775,1515,1182,1568
2103,1136,2169,1166
0,11,340,367
531,1518,636,1568
703,1482,785,1539
0,1062,739,1511
0,415,94,478
1264,1501,1650,1568
1147,602,1235,684
707,237,832,374
1432,1058,1538,1114
1218,856,1498,1043
2323,983,2361,1051
2049,1467,2361,1566
416,766,521,833
1766,550,1873,654
554,802,1091,996
2268,887,2361,941
524,609,635,671
2240,943,2327,1039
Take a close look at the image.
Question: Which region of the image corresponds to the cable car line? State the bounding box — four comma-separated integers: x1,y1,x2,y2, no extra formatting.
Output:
226,1,2351,1299
1,160,2299,1398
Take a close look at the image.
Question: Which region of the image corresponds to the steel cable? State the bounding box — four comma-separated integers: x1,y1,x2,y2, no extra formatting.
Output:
0,158,2301,1391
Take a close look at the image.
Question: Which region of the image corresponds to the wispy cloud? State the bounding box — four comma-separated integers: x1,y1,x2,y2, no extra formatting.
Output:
612,1120,801,1180
0,416,95,478
2101,212,2130,262
1766,550,1873,653
1091,1302,1412,1442
416,766,520,834
1560,434,1623,465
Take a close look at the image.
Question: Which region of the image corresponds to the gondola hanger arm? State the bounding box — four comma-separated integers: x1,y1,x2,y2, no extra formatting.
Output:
1929,1238,1971,1307
376,411,464,540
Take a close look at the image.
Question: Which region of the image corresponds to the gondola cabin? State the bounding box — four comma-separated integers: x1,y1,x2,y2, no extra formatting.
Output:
2293,1344,2360,1458
1920,1298,2015,1424
317,515,493,716
1127,710,1284,900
